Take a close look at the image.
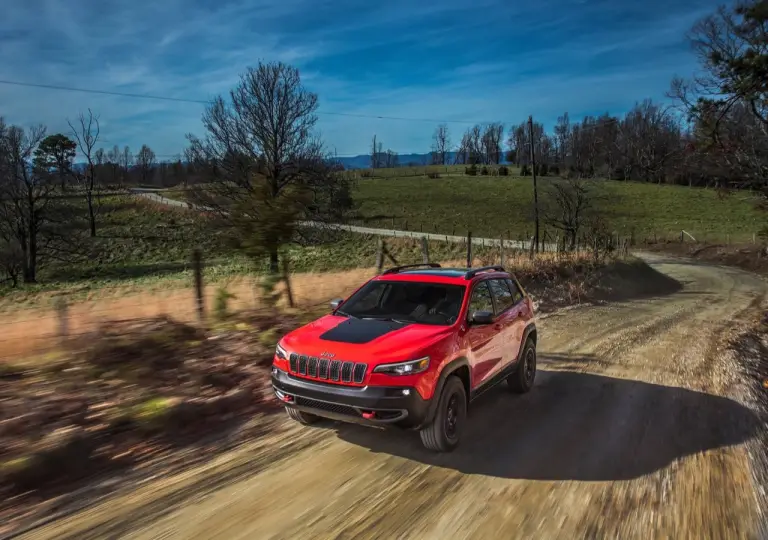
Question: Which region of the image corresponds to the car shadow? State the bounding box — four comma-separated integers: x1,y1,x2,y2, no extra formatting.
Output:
328,368,760,481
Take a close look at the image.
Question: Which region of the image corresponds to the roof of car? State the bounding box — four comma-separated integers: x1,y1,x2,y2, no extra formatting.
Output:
372,267,512,285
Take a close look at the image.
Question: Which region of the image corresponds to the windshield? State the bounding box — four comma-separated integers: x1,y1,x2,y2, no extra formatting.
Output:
338,280,466,326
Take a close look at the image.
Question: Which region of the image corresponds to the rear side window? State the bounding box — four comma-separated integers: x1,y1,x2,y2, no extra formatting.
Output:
506,279,524,304
488,279,515,314
468,281,494,316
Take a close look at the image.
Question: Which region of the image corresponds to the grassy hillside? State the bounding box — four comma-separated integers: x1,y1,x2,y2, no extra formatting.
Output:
353,176,764,243
0,194,495,305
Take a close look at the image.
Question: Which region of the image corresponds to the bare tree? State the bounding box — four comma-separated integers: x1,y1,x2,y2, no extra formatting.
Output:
541,177,600,250
136,145,156,185
481,123,504,164
106,145,122,186
383,150,399,168
670,1,768,190
431,124,450,165
68,109,101,236
0,121,57,282
185,61,354,274
119,146,133,184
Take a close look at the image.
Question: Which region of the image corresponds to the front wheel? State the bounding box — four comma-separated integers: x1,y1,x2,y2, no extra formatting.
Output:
508,339,536,394
419,376,467,452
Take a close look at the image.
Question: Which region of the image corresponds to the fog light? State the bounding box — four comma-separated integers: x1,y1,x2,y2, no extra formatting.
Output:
402,389,410,396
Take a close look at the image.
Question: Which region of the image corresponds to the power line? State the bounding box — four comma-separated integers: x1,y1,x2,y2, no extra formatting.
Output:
0,79,489,125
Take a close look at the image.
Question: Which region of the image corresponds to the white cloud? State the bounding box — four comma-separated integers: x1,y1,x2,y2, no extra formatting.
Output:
0,0,719,158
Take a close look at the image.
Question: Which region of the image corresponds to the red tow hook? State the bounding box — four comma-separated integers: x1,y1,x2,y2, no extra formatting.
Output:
362,411,376,420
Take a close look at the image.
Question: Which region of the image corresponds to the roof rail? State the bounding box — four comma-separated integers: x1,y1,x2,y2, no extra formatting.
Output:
464,265,506,280
382,263,442,275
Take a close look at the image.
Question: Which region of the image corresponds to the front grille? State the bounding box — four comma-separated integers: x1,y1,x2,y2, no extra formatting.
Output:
353,363,366,384
295,397,358,417
287,354,367,385
319,359,329,379
298,355,308,375
330,360,341,381
341,362,353,383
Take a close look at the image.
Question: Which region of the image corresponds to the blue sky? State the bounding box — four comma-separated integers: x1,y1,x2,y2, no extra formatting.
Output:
1,0,724,159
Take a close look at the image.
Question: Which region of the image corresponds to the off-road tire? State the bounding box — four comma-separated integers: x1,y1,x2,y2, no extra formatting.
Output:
285,406,320,425
508,338,536,394
419,376,467,452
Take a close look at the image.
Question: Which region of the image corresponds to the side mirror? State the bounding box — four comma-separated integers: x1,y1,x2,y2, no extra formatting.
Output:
471,310,494,325
330,298,344,311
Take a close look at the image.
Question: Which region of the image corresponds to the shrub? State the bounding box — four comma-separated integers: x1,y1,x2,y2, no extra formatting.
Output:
520,164,531,176
498,165,509,176
427,172,441,179
481,166,489,176
465,165,478,176
550,165,560,176
214,286,236,320
360,169,373,178
539,163,549,176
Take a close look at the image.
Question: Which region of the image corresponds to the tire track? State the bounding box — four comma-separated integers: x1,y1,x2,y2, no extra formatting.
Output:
21,253,768,539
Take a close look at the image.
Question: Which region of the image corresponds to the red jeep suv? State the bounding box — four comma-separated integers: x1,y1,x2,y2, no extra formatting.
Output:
271,264,537,452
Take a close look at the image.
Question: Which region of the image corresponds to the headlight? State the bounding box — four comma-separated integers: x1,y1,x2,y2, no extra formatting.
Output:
275,342,288,360
373,357,430,376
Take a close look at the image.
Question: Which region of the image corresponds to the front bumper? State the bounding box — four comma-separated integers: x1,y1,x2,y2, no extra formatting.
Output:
271,368,431,429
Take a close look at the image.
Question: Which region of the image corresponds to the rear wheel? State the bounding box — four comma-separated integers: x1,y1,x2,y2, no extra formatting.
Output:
419,376,467,452
285,406,320,425
508,339,536,393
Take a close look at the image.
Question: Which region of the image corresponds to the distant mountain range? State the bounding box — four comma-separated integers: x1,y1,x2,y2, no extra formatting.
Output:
335,152,459,169
334,151,514,169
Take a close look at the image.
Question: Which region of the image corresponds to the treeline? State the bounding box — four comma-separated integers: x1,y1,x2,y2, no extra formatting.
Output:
421,1,767,193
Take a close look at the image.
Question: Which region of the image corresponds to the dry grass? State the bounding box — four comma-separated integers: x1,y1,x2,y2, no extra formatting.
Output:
0,252,605,362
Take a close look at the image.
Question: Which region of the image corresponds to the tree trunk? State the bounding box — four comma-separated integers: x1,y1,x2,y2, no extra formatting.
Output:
86,191,96,237
25,230,37,283
268,248,279,274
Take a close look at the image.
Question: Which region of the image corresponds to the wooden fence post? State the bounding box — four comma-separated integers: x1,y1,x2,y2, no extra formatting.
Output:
466,231,473,268
281,255,295,308
54,297,69,343
499,236,505,267
376,238,385,274
193,249,204,322
421,236,430,264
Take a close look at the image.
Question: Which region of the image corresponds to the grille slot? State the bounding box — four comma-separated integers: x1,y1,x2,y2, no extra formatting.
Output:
298,355,308,375
308,357,318,377
341,362,353,383
290,353,365,385
295,397,358,417
353,363,367,383
329,360,341,381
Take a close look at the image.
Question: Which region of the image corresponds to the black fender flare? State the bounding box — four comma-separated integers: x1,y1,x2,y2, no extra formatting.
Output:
420,357,470,429
515,323,537,364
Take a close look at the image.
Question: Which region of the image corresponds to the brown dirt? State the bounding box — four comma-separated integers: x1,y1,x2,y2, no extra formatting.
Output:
9,251,767,539
0,253,614,361
648,241,768,275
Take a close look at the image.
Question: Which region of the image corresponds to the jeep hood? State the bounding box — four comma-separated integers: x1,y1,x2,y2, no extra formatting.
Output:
280,314,452,363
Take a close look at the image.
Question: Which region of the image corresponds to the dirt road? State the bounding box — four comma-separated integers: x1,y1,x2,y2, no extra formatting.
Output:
19,253,767,539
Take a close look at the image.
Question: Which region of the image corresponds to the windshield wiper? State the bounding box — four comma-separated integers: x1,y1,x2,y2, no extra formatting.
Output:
362,316,411,324
336,310,358,319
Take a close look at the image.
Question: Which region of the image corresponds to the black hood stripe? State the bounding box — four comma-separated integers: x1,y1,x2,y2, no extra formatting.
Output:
319,318,408,344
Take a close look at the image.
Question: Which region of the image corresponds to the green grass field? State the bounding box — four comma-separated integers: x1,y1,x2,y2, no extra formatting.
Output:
0,193,494,307
352,176,764,243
